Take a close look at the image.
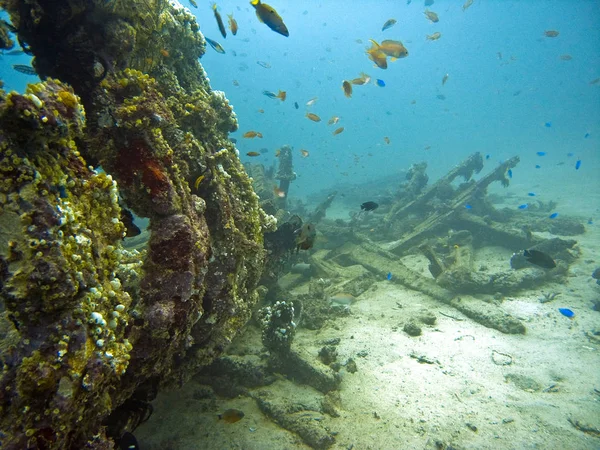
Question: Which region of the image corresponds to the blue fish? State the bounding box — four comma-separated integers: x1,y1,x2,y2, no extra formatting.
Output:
536,151,546,156
485,154,490,160
376,79,385,87
535,165,541,169
558,308,574,318
518,204,528,209
567,152,574,157
507,169,513,178
544,122,552,128
549,212,559,219
575,159,581,170
528,192,536,197
386,272,392,280
465,204,473,210
588,219,594,225
584,133,590,139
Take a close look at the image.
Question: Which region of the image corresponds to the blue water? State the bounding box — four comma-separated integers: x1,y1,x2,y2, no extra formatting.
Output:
195,0,600,202
2,1,599,204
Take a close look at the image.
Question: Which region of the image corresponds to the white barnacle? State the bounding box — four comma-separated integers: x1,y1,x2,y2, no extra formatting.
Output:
95,339,105,348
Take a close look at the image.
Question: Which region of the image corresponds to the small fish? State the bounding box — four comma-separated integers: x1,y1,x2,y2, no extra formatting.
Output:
485,154,490,160
544,30,559,38
518,204,528,210
306,113,321,122
294,102,299,109
382,19,397,31
263,90,286,101
306,97,318,106
361,201,379,211
12,64,37,75
558,308,574,318
584,133,590,138
524,249,556,269
329,293,355,306
376,39,409,58
590,78,600,85
300,149,309,158
465,204,473,210
212,3,227,38
426,32,441,41
256,61,271,68
462,0,473,11
386,272,392,280
218,409,245,424
243,131,262,138
549,212,558,219
251,0,289,37
259,148,269,154
194,174,205,190
507,169,513,178
567,152,574,157
528,192,536,196
232,80,240,86
436,94,446,100
246,151,261,157
365,41,388,69
328,116,340,125
205,37,225,54
384,136,390,144
560,54,572,61
535,164,541,169
188,0,198,8
424,9,439,23
376,79,385,87
575,159,581,170
442,73,449,85
296,223,316,251
544,122,552,127
351,72,371,85
333,127,344,135
342,80,352,98
536,151,546,156
228,14,238,35
274,186,286,197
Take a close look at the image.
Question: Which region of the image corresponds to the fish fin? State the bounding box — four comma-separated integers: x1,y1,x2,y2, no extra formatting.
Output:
390,57,397,62
250,0,260,5
212,2,217,10
369,39,380,48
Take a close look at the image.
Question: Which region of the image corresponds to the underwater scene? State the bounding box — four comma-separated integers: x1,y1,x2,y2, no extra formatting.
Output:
0,0,599,449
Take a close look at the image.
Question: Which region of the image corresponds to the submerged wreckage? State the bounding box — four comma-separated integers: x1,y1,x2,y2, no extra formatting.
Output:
0,0,588,448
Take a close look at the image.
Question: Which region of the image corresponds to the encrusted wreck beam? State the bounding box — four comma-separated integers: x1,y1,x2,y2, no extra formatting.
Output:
385,155,520,255
327,242,526,334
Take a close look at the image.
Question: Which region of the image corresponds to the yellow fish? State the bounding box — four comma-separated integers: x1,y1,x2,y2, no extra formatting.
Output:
218,409,245,424
250,0,289,37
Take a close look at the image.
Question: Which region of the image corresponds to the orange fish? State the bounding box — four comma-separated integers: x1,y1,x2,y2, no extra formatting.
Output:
377,40,408,59
333,127,344,135
306,113,321,122
366,41,388,69
351,72,371,85
218,409,244,424
424,9,439,23
228,14,238,35
328,116,340,125
274,186,286,197
342,80,352,98
243,131,262,138
300,149,309,158
277,90,287,101
246,151,261,157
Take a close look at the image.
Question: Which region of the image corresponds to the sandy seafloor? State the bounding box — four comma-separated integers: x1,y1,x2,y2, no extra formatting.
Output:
136,182,600,450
